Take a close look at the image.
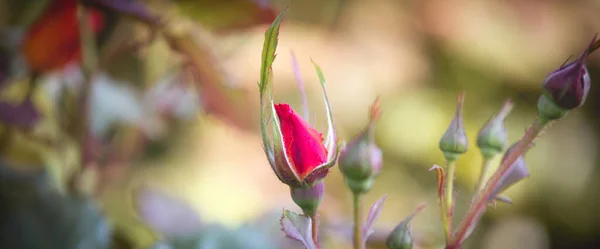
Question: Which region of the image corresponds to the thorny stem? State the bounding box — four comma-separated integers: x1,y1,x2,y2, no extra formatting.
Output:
311,214,320,248
447,118,548,249
475,158,493,192
353,193,364,249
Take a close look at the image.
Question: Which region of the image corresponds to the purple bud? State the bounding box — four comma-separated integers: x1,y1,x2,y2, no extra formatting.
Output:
540,35,596,112
290,180,325,217
489,143,529,199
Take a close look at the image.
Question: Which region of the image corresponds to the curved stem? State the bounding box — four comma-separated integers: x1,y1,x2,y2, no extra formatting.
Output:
447,118,548,248
353,193,364,249
475,158,493,192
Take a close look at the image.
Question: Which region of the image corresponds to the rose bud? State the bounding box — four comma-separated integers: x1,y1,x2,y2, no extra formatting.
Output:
386,204,425,249
477,100,513,159
538,35,597,120
339,98,383,194
439,93,468,162
260,63,338,189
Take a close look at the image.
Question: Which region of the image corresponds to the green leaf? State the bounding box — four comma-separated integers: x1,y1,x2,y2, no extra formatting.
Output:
258,8,288,97
279,209,317,249
258,8,293,182
0,165,112,249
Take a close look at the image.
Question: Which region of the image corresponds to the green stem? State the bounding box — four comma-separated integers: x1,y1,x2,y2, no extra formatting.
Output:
439,197,451,243
444,160,456,223
353,193,364,249
475,158,493,192
447,118,548,249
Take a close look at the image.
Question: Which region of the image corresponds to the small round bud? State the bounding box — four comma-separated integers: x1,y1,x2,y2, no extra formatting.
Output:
386,228,413,249
339,98,382,194
439,93,468,162
477,100,513,159
339,132,382,181
290,181,324,216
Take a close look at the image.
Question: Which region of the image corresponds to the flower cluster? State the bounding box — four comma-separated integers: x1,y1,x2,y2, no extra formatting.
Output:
258,9,597,249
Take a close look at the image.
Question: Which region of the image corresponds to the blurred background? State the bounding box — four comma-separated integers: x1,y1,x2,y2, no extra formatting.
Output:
1,0,600,249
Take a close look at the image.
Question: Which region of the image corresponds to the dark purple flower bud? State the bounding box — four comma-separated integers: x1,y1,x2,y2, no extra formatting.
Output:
439,93,468,162
339,98,382,194
539,35,596,115
290,180,325,217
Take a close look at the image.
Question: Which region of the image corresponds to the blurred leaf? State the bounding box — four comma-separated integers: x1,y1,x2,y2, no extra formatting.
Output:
0,97,40,129
85,0,160,26
89,73,145,137
135,186,203,239
175,0,277,33
21,0,108,73
3,0,50,26
149,241,174,249
161,223,277,249
164,30,255,130
0,48,9,87
279,209,318,249
364,194,387,241
0,164,112,249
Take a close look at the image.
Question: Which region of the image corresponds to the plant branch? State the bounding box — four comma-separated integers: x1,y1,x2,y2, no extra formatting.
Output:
447,118,548,248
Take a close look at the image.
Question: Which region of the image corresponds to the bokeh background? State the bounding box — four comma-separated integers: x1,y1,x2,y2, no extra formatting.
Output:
1,0,600,249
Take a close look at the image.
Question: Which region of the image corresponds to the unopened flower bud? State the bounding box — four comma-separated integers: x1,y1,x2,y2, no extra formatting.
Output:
538,35,596,120
386,204,425,249
339,98,382,194
439,93,468,162
477,100,513,159
290,180,324,216
386,224,413,249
